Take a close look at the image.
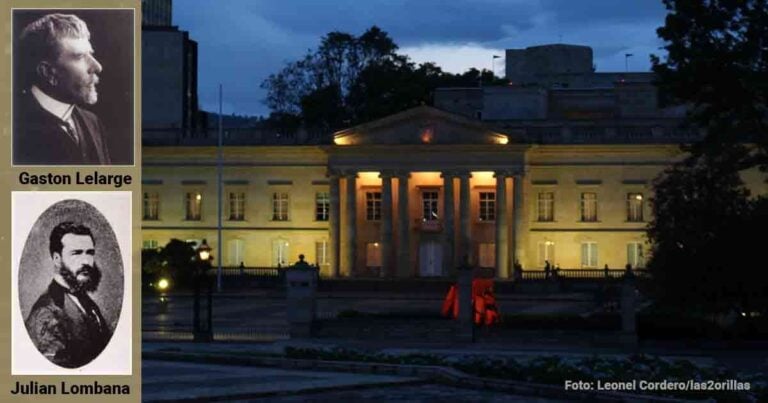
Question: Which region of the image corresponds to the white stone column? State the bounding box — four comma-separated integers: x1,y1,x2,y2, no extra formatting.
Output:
458,171,472,264
494,171,509,278
344,172,357,276
380,171,394,277
328,171,341,277
396,172,410,278
512,173,525,267
441,171,456,274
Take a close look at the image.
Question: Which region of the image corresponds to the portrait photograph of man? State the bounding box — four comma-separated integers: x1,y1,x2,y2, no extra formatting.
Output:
12,9,134,166
25,222,113,368
12,193,131,375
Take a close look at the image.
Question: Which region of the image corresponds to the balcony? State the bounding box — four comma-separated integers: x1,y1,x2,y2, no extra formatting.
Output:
414,218,442,232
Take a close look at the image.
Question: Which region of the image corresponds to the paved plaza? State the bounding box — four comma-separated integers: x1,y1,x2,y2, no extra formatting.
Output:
142,359,568,402
143,360,418,401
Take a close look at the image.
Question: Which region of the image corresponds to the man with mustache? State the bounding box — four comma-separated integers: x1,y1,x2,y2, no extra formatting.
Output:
25,222,112,368
13,13,112,165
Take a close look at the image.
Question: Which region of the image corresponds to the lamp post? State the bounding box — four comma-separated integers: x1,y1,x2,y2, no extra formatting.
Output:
193,239,213,342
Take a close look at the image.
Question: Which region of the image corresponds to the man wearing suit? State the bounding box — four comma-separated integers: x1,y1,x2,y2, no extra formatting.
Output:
25,222,112,368
14,13,111,165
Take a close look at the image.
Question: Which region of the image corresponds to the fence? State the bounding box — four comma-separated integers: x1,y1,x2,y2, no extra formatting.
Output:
199,266,649,287
205,266,285,289
520,268,649,280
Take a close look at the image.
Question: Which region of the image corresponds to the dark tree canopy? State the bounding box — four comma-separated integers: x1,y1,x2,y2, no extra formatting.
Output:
651,0,768,170
647,0,768,315
648,152,768,313
261,26,504,136
141,239,198,288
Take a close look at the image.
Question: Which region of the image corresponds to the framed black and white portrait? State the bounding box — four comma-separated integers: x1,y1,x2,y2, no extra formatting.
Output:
12,8,135,166
11,192,132,375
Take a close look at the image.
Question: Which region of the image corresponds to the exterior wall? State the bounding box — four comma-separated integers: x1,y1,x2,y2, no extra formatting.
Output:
141,142,766,277
142,0,172,27
505,44,594,83
142,27,198,140
519,145,681,269
433,88,483,119
482,87,547,120
141,147,332,274
142,30,184,130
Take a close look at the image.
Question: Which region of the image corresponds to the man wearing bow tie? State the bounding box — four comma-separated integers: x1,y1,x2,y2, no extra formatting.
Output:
25,222,112,368
13,13,112,165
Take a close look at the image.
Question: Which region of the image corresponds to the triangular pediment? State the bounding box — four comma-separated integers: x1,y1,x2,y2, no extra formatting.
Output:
332,106,514,146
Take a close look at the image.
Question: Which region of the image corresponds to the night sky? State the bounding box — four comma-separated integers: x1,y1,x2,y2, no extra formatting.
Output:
174,0,668,117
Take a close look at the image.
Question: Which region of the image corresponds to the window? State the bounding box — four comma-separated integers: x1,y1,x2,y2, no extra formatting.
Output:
479,192,496,221
272,192,289,221
185,191,202,221
366,192,382,221
228,192,246,221
627,242,645,268
143,192,159,220
228,239,245,266
580,192,597,222
366,242,382,268
537,192,554,222
627,193,644,222
272,239,289,266
478,243,495,268
422,191,439,221
315,192,330,221
537,241,556,268
142,239,159,250
581,242,598,268
316,240,329,266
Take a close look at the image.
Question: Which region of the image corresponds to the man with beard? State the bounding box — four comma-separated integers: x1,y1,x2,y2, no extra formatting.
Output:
25,222,112,368
13,13,111,165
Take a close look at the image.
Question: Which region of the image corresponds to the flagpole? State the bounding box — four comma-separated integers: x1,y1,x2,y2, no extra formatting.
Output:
217,84,223,292
492,55,501,80
625,53,633,73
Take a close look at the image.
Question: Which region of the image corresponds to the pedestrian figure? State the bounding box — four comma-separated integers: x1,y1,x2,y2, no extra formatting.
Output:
544,260,551,279
513,260,523,281
294,254,310,269
624,263,634,279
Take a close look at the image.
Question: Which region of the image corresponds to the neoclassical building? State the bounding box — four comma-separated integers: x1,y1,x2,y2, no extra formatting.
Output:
141,105,706,278
142,44,767,278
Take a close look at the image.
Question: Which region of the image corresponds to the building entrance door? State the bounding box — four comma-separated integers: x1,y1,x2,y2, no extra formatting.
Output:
419,241,443,277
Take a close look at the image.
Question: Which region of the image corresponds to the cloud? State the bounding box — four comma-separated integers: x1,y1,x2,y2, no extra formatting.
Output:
172,0,669,116
175,1,318,116
402,44,506,75
251,0,544,45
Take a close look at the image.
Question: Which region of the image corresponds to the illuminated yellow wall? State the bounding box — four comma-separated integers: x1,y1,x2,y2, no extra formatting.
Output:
142,143,767,275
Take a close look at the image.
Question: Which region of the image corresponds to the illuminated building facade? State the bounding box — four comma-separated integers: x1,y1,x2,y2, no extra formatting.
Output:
141,44,766,277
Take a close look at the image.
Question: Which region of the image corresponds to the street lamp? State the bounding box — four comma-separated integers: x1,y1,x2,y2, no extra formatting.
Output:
193,239,213,342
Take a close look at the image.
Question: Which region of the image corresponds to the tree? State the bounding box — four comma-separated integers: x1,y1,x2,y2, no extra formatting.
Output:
261,26,400,132
261,26,508,135
651,0,768,172
141,239,198,289
646,0,768,317
646,151,763,313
